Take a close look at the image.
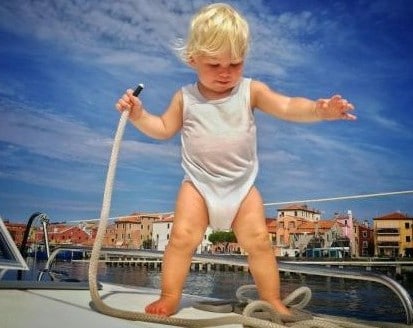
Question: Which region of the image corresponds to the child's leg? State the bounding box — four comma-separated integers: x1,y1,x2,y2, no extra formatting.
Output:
145,181,209,316
231,187,290,315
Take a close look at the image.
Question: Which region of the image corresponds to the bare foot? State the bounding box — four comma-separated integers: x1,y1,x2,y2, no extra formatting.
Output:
145,296,180,316
269,299,291,316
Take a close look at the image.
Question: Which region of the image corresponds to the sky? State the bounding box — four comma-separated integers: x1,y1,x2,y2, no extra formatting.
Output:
1,0,413,224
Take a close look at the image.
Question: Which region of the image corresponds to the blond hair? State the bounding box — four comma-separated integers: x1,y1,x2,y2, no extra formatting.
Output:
177,3,250,63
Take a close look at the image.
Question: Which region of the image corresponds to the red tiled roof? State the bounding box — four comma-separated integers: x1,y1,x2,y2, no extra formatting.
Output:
295,220,339,233
374,212,411,220
153,215,174,223
115,216,139,223
278,204,309,210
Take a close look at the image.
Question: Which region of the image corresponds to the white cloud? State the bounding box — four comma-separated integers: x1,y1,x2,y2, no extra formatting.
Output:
0,99,179,164
1,0,412,220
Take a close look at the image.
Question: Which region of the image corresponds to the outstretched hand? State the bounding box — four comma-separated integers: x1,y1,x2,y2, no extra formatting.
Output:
115,89,144,121
315,95,356,121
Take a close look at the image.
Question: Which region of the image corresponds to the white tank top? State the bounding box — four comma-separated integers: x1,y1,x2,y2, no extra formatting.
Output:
181,78,258,230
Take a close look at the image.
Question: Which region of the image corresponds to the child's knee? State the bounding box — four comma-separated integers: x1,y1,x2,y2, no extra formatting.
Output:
243,231,271,253
168,228,202,251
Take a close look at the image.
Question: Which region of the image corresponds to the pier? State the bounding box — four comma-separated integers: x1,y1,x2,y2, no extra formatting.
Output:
281,260,413,275
69,247,413,275
100,257,413,274
84,256,250,272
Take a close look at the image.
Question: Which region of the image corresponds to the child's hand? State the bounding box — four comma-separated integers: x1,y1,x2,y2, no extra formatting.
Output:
115,89,144,121
315,95,356,121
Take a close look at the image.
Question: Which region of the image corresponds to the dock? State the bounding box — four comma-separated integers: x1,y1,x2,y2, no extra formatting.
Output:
70,248,413,275
101,257,249,272
73,254,250,272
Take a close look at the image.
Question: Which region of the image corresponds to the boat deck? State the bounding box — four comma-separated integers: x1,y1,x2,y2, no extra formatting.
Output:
1,280,411,328
0,281,243,328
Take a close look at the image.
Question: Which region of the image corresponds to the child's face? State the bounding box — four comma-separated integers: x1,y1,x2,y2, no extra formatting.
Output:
189,52,244,97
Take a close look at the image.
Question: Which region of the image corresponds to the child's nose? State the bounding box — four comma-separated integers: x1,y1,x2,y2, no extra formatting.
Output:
218,66,230,76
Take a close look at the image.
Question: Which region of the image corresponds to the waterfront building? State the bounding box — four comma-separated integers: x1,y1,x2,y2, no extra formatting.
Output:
103,223,117,247
354,220,374,257
113,216,141,248
134,213,163,249
110,213,166,249
1,221,26,247
334,211,355,255
34,223,90,245
152,215,173,252
277,204,321,222
274,204,335,257
373,211,413,257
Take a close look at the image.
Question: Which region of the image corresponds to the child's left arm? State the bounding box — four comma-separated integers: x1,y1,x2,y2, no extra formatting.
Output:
251,80,356,122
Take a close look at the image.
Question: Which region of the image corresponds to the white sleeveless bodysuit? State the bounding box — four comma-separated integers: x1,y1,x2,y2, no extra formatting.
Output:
181,78,258,230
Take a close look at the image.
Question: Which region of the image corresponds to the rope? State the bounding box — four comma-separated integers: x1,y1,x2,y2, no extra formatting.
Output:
87,86,393,328
264,190,413,206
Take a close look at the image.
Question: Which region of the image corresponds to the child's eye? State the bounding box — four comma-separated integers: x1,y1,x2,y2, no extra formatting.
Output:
230,62,242,68
208,63,220,68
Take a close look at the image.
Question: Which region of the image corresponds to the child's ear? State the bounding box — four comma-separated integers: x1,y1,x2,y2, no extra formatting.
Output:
187,56,196,68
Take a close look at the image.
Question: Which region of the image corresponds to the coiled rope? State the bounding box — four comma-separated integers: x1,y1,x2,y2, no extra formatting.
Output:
87,86,394,328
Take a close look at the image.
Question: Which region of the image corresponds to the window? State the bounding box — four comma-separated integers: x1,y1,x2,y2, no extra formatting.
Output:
407,236,411,243
406,222,410,229
362,231,368,238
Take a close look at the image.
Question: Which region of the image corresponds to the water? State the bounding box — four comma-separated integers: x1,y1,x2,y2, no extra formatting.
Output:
9,259,413,324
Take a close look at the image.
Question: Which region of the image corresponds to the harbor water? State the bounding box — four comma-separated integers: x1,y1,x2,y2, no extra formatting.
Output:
12,258,413,324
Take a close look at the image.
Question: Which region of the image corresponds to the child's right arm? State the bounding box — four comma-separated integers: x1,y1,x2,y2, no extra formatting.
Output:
115,89,183,140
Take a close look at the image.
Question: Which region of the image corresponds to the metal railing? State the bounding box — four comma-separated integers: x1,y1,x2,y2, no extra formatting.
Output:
39,246,413,325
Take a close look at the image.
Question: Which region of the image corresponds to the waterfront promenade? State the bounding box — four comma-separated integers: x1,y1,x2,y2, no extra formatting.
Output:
72,248,413,274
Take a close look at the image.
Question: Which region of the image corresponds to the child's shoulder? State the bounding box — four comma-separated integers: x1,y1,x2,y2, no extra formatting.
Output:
250,79,269,95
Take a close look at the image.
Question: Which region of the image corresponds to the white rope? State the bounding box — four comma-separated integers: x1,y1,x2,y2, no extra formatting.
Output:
264,190,413,206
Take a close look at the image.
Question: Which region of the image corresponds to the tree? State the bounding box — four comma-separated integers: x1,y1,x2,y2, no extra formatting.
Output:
208,230,237,253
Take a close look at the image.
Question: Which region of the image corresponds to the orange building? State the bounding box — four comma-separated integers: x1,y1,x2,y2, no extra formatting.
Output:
3,221,27,247
37,224,91,245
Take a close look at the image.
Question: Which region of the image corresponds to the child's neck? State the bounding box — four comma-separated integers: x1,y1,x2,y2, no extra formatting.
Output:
197,82,234,100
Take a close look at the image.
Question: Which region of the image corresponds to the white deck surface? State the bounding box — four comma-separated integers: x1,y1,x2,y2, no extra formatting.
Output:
0,281,243,328
1,280,411,328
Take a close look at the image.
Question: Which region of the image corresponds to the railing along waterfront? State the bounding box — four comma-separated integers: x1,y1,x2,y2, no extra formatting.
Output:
38,246,413,324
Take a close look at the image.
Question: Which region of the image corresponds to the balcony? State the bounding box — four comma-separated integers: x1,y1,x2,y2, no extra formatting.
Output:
376,228,399,235
377,241,399,247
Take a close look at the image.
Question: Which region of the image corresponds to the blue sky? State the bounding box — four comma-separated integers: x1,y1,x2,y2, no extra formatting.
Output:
1,0,413,223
